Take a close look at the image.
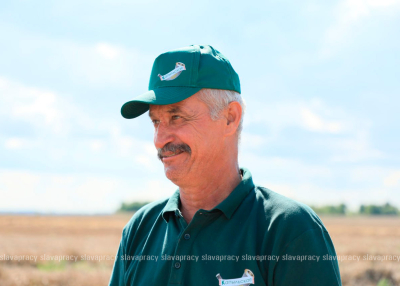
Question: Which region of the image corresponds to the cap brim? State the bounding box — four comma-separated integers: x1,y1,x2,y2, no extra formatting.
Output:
121,86,202,119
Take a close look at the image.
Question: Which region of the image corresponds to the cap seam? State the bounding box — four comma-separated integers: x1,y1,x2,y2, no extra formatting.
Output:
190,48,195,86
220,56,234,84
212,46,235,86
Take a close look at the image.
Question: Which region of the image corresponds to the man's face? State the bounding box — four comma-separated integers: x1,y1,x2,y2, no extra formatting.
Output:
149,94,226,186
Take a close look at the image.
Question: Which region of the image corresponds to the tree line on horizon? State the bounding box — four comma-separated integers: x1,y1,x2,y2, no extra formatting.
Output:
117,201,399,216
310,202,399,216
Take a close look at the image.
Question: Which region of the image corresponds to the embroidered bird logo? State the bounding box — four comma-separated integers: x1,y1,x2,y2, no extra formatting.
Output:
158,62,186,81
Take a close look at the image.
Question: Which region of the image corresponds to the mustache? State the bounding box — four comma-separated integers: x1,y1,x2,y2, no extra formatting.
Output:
157,143,191,160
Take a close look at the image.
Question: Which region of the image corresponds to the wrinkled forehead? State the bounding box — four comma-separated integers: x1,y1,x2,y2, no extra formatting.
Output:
148,94,207,119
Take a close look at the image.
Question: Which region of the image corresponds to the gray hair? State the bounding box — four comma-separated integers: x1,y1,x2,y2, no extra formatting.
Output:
196,88,246,139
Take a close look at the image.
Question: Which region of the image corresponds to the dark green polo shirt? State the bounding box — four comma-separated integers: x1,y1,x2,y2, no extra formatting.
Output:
109,168,341,286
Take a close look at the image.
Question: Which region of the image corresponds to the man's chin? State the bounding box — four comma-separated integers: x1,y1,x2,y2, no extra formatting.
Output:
163,166,187,185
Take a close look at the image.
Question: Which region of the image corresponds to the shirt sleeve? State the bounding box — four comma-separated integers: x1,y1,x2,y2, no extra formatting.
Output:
109,235,126,286
273,228,342,286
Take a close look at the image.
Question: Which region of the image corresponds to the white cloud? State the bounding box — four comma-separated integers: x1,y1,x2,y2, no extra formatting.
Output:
246,98,348,135
0,27,152,88
320,0,400,58
0,171,117,213
0,77,66,134
328,130,384,162
367,0,399,7
244,98,383,162
384,171,400,187
109,126,157,169
240,153,333,183
12,90,58,123
240,132,267,148
57,40,147,87
136,154,155,169
95,43,121,60
89,140,106,152
301,108,342,133
4,138,25,149
0,76,107,141
0,170,41,194
0,77,159,175
0,80,168,213
0,169,175,213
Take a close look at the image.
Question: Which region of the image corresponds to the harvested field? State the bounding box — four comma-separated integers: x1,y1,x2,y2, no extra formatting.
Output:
0,215,399,285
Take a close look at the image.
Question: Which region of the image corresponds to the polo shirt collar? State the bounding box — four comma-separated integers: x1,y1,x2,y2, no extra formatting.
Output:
162,188,181,222
162,167,255,222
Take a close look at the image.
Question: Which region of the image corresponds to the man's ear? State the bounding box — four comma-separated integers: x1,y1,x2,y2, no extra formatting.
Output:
224,101,242,137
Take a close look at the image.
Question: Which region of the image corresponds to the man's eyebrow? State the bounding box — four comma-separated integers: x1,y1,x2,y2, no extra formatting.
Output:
148,106,187,119
166,106,183,114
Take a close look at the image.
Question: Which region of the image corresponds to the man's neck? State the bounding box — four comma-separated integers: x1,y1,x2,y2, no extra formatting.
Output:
179,165,242,224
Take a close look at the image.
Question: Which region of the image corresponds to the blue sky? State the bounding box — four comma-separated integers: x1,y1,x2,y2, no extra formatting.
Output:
0,0,399,213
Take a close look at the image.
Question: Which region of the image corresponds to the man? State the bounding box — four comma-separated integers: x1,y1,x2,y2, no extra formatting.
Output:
109,45,341,286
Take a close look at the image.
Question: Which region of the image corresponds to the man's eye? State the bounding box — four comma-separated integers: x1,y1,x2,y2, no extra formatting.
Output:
152,120,160,125
172,115,181,120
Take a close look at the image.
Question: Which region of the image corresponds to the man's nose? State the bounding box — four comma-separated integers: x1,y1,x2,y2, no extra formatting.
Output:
154,123,174,150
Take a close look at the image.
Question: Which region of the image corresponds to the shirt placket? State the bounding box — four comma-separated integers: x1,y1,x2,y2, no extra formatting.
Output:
167,209,214,285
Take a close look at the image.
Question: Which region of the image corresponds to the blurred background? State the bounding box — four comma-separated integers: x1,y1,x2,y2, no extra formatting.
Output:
0,0,399,285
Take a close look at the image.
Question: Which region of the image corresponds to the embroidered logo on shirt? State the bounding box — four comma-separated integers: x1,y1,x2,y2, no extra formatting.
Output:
216,269,255,286
158,62,186,81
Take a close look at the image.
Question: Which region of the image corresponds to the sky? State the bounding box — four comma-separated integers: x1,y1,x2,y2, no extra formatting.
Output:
0,0,399,214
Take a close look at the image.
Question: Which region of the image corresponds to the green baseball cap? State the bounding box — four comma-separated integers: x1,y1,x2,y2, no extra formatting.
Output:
121,45,241,119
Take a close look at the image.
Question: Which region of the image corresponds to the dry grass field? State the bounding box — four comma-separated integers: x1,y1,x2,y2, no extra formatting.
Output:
0,214,399,286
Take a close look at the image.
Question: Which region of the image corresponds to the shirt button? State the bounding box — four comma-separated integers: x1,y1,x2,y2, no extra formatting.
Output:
174,262,181,269
184,233,191,240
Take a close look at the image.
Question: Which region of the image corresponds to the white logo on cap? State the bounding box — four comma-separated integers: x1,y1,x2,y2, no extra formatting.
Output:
158,62,186,81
